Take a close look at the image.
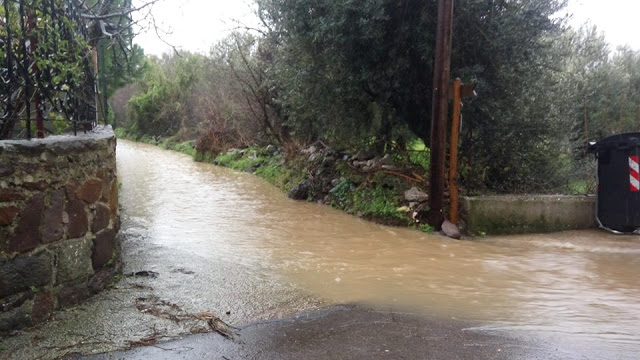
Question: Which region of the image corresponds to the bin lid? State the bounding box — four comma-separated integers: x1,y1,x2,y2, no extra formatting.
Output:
589,132,640,151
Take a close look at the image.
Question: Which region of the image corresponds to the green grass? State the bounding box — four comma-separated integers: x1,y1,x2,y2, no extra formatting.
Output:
194,151,213,163
212,148,270,172
173,141,197,157
255,160,305,191
407,139,430,169
214,152,252,171
113,127,128,138
409,138,427,151
207,148,308,194
352,186,410,225
327,179,354,209
108,273,122,289
255,161,283,183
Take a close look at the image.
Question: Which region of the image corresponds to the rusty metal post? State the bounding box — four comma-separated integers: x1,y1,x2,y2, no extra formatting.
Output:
449,78,462,225
428,0,455,228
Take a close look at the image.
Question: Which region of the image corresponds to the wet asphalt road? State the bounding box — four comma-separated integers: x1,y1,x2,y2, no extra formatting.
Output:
75,305,596,360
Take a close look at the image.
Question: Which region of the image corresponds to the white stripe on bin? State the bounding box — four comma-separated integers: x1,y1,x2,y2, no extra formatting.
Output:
630,156,640,192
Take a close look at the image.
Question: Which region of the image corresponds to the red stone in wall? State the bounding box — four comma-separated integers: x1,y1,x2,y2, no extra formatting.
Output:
65,200,88,239
42,189,65,243
92,229,116,269
91,203,111,233
0,189,24,202
0,206,19,226
31,291,54,323
76,178,103,204
7,193,45,253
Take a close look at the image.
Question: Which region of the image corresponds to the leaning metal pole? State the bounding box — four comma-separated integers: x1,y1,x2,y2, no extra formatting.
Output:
427,0,454,228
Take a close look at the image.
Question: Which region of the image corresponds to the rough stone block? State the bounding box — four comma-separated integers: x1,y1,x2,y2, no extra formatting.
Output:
65,199,88,239
441,219,461,239
91,203,111,233
76,178,103,204
55,238,93,284
101,175,114,202
31,291,54,324
0,166,14,177
404,187,429,203
0,206,19,226
0,189,24,202
0,292,31,315
0,252,53,298
0,299,33,332
23,180,48,191
108,180,118,217
7,193,45,253
56,285,90,308
20,162,40,172
92,229,116,269
65,179,79,201
88,269,114,294
42,189,65,243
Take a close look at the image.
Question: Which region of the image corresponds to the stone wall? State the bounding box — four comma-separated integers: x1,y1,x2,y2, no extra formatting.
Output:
463,195,597,235
0,127,119,332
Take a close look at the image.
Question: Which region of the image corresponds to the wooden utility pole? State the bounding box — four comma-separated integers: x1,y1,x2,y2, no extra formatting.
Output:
449,78,462,225
428,0,455,228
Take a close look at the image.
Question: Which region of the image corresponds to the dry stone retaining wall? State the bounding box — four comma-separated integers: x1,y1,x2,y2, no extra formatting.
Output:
0,127,119,332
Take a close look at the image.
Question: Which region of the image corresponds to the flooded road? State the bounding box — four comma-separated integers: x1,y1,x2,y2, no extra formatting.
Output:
118,140,640,356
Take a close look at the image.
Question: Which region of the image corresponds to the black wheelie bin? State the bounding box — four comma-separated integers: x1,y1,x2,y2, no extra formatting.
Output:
590,132,640,233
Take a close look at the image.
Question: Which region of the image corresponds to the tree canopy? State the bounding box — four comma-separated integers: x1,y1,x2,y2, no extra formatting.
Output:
256,0,572,192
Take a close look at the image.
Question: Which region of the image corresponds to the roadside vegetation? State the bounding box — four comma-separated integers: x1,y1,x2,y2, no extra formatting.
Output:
110,0,640,229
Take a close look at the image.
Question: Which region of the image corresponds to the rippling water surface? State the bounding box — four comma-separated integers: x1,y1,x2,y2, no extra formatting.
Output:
118,140,640,355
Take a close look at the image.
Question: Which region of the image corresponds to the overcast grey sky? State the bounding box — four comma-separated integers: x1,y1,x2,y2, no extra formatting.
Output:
133,0,640,56
133,0,257,56
566,0,640,49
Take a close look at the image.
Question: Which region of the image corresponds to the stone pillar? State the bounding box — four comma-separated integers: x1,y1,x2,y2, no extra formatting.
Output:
0,126,119,332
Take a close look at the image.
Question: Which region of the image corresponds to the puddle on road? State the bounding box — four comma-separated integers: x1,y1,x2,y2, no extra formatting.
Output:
118,140,640,353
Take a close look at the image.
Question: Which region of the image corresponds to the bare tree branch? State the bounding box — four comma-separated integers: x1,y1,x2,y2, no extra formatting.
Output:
80,0,160,20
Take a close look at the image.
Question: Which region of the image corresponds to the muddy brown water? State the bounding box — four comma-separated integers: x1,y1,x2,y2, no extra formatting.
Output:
118,140,640,355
